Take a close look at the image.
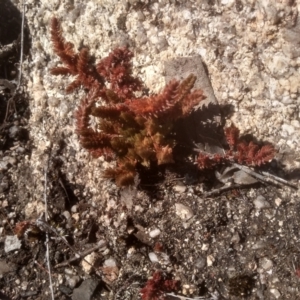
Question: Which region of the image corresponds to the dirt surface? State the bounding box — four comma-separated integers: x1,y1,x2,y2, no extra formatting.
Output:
1,1,300,300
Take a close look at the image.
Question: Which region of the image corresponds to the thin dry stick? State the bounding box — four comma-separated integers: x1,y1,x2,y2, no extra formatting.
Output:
204,184,243,197
166,292,222,300
204,163,297,196
36,218,107,270
43,162,55,300
55,240,107,268
232,163,298,189
261,170,298,189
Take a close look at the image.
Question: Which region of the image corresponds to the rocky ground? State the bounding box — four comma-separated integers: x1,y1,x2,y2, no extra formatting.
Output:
1,0,300,300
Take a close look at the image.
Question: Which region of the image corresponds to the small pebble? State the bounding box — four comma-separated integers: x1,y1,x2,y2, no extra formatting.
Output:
231,232,240,244
148,252,159,263
274,198,282,207
253,195,270,210
71,205,78,213
81,252,97,274
62,211,71,220
260,257,273,271
202,244,209,251
104,258,117,267
4,235,22,253
7,212,16,219
66,275,80,288
270,288,281,299
207,255,215,267
173,183,187,193
72,213,80,222
149,228,161,238
175,203,193,221
9,126,20,139
21,281,28,290
64,268,74,275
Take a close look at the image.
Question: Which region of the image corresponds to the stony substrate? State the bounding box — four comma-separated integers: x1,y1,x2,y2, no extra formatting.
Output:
1,0,300,299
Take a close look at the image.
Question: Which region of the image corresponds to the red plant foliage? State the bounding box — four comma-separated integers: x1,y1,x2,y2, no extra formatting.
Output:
126,75,204,120
50,17,206,186
51,17,274,185
225,123,240,150
96,47,143,99
197,123,275,169
50,18,101,93
140,271,180,300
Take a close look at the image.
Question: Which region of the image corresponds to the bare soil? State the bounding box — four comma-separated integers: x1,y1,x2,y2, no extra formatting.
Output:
1,1,300,300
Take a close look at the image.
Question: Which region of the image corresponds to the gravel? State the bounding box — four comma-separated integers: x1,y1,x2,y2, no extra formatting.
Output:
0,0,299,299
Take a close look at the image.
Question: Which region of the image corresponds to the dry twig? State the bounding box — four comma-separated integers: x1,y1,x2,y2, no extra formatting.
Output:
204,163,297,197
54,240,107,268
232,163,298,189
43,162,55,300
